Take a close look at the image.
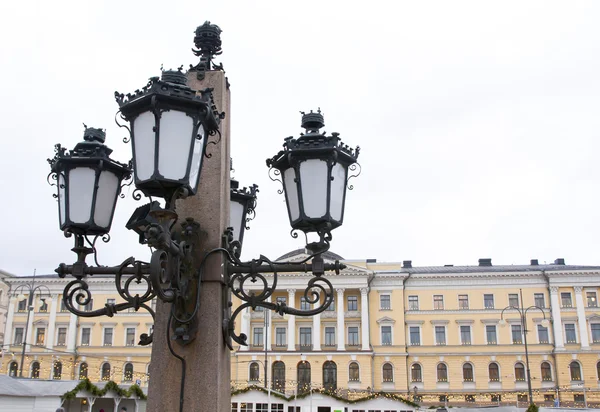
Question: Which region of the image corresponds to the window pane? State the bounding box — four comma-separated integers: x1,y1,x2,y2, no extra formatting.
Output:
408,296,419,310
591,324,600,343
437,363,447,382
515,363,525,381
435,326,446,345
348,327,359,345
383,363,393,382
484,294,494,309
512,325,522,344
561,292,572,307
458,295,469,309
538,325,549,343
486,325,497,344
509,294,519,307
489,363,499,381
325,327,335,346
126,328,136,346
347,296,358,311
534,293,545,308
570,362,582,381
565,324,577,343
587,292,598,307
380,295,391,310
253,328,263,346
411,364,422,382
433,295,444,310
299,327,311,347
409,327,420,345
276,328,286,347
460,326,471,345
381,326,392,345
541,362,552,381
463,364,473,381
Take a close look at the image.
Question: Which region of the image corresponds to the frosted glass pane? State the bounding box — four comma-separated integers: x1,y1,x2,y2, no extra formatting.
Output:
188,125,205,191
283,168,300,221
330,163,347,221
68,168,95,224
58,174,66,226
300,159,328,218
133,111,156,181
158,111,194,180
94,171,119,229
230,200,245,243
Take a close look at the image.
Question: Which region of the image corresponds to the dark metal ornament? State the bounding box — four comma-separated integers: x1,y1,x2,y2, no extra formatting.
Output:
191,21,224,79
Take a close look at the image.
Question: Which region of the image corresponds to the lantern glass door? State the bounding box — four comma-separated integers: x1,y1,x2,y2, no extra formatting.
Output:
133,112,156,181
329,163,347,221
229,200,245,243
158,111,194,180
299,159,328,218
94,171,120,229
188,125,205,191
58,174,66,226
283,168,300,221
68,167,95,224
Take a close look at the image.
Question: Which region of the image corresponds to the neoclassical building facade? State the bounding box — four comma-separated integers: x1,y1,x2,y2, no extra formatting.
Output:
2,253,600,407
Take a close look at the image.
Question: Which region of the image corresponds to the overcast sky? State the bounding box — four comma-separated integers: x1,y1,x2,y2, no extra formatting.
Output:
1,0,600,276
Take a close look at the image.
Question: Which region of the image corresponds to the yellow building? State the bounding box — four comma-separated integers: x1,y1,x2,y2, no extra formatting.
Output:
2,254,600,407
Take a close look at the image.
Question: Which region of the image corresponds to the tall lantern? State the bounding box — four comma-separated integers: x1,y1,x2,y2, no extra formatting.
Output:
229,179,258,248
266,110,360,237
115,69,221,200
48,126,132,236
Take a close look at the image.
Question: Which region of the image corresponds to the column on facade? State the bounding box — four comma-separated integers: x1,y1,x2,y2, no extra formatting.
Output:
265,296,272,351
574,286,590,349
240,308,250,351
46,294,58,349
287,289,296,351
313,297,321,351
3,297,16,349
66,312,78,351
360,288,370,350
549,286,565,349
24,298,34,352
336,289,345,350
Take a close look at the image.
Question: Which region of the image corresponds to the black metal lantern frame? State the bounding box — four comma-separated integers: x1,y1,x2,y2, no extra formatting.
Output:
229,179,259,253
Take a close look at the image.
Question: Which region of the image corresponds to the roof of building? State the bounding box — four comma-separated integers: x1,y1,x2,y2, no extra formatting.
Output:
402,263,600,274
0,375,148,397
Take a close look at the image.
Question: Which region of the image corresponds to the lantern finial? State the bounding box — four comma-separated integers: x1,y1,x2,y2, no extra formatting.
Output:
192,21,223,74
82,125,106,144
301,109,325,133
161,68,188,86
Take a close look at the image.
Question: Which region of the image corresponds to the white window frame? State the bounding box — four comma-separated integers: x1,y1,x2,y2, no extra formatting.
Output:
457,321,474,345
13,325,25,345
589,322,600,343
124,326,137,347
80,326,92,346
346,323,361,346
484,293,495,309
380,324,393,346
347,360,361,382
252,326,264,347
34,326,46,346
274,326,287,347
432,323,447,346
379,292,392,310
564,322,578,344
484,323,498,345
298,326,312,347
55,325,68,347
323,325,336,346
536,322,551,344
381,362,394,383
433,295,444,310
408,324,422,346
102,326,114,346
458,294,469,310
408,295,419,310
585,289,598,308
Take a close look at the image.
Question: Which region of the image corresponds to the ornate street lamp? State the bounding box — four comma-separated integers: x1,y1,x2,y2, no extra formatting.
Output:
229,179,258,252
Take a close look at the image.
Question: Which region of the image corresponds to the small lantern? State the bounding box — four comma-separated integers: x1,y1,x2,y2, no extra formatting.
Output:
126,201,161,244
229,180,258,246
115,69,221,199
266,110,359,235
48,127,132,236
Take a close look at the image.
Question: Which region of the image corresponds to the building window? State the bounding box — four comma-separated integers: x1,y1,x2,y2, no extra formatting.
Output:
463,363,473,382
511,325,522,344
126,327,136,346
565,323,577,343
30,361,40,379
435,326,446,345
561,292,572,308
14,327,24,345
240,403,253,412
411,364,422,382
299,327,311,347
517,394,528,403
8,361,18,377
508,293,519,307
544,394,554,403
106,298,116,306
83,299,93,311
253,327,263,347
574,394,585,404
488,362,499,381
124,362,134,382
591,324,600,343
249,362,260,381
326,296,335,311
53,361,62,380
349,362,360,381
380,295,391,310
458,294,469,309
323,361,337,391
35,328,46,345
347,296,358,311
300,297,310,311
18,299,27,312
437,363,448,382
324,327,335,346
541,362,552,381
271,404,283,412
433,295,444,310
484,294,494,309
56,327,67,346
587,291,598,307
103,328,113,346
537,324,549,343
381,326,392,345
81,328,91,346
79,362,88,380
515,362,526,381
409,326,420,346
276,296,287,306
101,363,111,381
460,325,471,345
570,361,582,381
382,363,393,382
256,404,268,412
465,395,475,403
534,293,545,308
297,361,310,392
486,325,497,344
440,395,449,403
272,361,285,391
39,299,48,312
348,326,359,346
253,306,264,312
408,295,419,310
275,327,286,347
60,299,68,312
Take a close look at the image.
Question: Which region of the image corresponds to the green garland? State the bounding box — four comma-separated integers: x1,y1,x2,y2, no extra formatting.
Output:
61,378,147,401
230,385,418,408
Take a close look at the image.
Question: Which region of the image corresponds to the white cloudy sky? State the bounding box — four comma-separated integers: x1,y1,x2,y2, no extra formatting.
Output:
1,0,600,276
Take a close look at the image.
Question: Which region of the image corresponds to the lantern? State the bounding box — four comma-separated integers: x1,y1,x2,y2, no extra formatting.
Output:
115,69,220,199
266,110,359,235
229,179,258,246
48,126,131,236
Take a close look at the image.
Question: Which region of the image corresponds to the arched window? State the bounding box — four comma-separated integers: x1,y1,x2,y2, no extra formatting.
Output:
323,361,337,391
272,361,285,391
570,361,582,381
515,362,525,381
382,363,393,382
349,362,360,381
30,361,40,379
53,361,62,380
437,363,448,382
541,362,552,381
411,363,422,382
488,362,499,382
8,361,18,377
101,363,111,381
79,362,88,380
297,361,311,393
463,363,473,382
124,363,134,382
249,362,260,381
